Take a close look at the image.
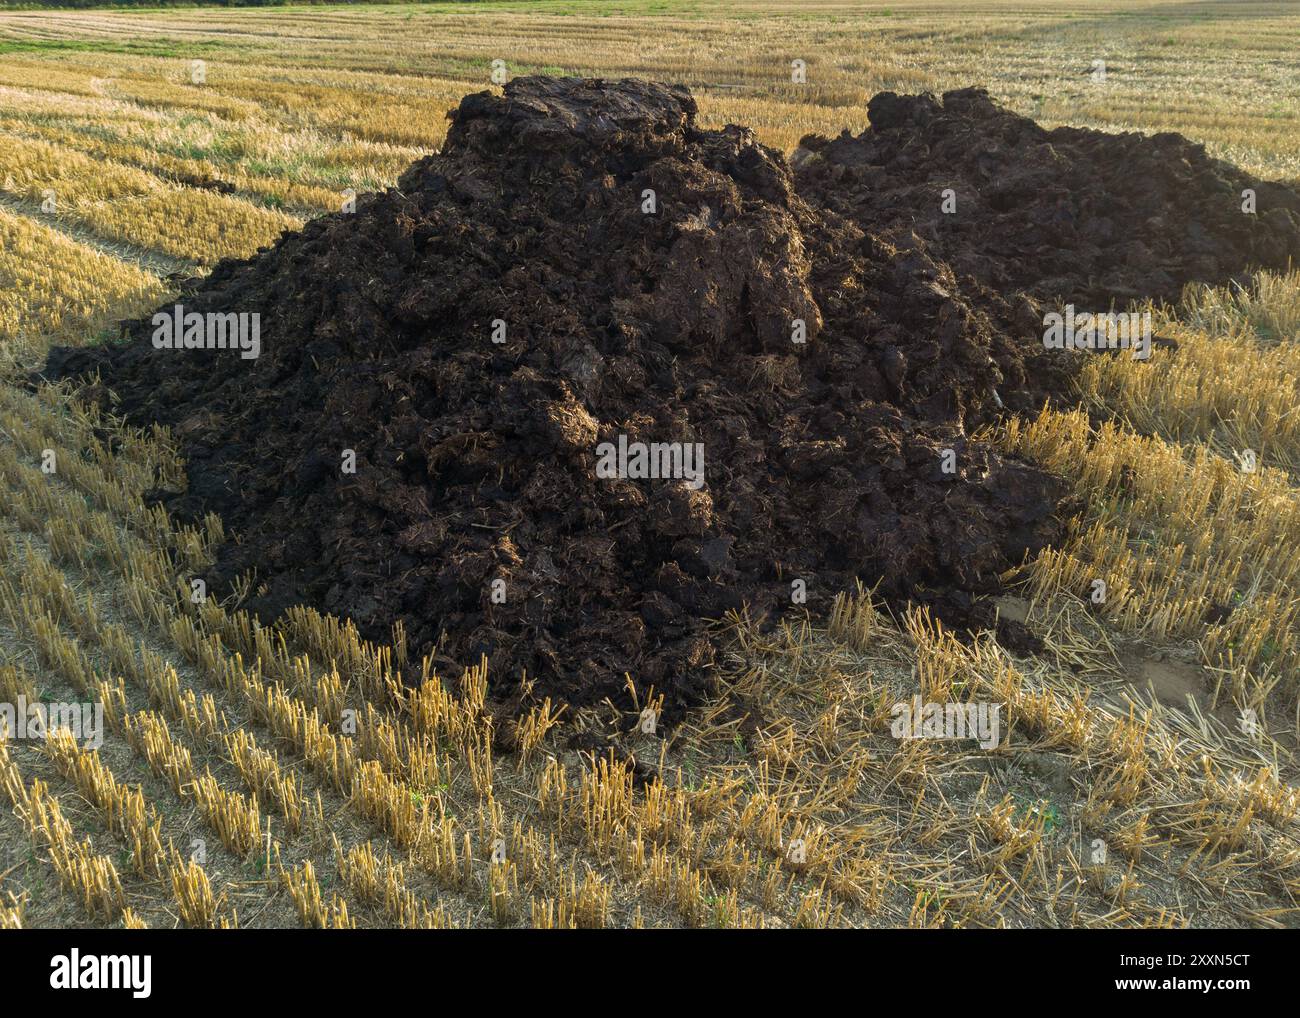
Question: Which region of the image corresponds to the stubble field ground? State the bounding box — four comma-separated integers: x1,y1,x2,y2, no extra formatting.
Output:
0,0,1299,929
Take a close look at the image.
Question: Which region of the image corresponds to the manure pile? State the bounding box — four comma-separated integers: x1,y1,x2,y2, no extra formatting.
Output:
45,77,1300,716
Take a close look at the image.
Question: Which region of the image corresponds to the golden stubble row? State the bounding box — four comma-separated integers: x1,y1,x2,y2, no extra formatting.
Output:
0,132,298,265
0,206,164,354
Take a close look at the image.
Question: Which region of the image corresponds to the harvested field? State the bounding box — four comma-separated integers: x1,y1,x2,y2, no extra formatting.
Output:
1,0,1300,938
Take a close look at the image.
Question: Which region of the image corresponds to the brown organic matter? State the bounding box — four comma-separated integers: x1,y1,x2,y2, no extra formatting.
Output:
43,78,1300,717
795,87,1300,309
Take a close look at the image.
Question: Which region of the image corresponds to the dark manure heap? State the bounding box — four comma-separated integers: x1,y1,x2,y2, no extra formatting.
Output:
44,78,1300,717
794,87,1300,311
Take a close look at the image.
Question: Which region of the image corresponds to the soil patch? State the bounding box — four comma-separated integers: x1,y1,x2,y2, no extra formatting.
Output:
1140,656,1206,710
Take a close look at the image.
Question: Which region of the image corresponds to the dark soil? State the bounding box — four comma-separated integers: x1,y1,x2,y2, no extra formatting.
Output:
43,78,1300,717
